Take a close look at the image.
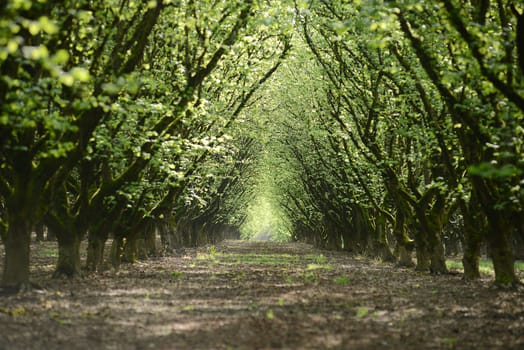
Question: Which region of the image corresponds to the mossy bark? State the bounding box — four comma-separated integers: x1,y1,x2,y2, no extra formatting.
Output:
1,219,31,288
397,245,414,267
461,200,483,280
34,222,45,242
429,238,448,274
55,232,82,278
110,236,124,270
85,231,107,272
375,214,396,262
487,215,517,286
426,215,448,274
393,212,415,267
144,226,157,257
415,245,431,271
123,233,138,263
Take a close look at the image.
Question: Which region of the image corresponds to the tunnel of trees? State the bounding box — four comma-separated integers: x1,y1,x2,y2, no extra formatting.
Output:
1,0,524,291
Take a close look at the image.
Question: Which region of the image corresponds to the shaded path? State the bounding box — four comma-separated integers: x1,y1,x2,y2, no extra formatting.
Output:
0,240,523,349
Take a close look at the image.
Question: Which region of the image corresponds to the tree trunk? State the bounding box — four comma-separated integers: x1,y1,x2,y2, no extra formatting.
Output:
393,212,415,267
398,245,414,267
375,214,396,262
487,215,518,286
473,177,519,285
1,220,32,289
413,202,449,274
426,215,448,274
429,237,448,274
55,232,82,277
461,199,483,280
85,230,108,272
110,236,124,269
415,245,431,271
144,226,157,256
34,222,45,242
160,222,181,253
462,239,481,280
123,233,138,263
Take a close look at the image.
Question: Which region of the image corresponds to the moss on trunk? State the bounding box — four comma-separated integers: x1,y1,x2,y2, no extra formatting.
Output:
415,246,431,271
397,245,414,267
110,236,124,270
429,239,448,274
1,220,31,288
55,233,82,277
86,232,107,272
487,216,518,286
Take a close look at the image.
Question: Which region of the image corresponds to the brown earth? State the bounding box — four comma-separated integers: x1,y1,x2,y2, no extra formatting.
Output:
0,239,523,350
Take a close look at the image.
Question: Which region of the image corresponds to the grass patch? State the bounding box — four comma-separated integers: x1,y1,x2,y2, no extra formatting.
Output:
355,307,369,318
171,271,185,281
301,271,319,285
197,252,330,267
306,263,333,270
37,247,58,258
334,276,350,285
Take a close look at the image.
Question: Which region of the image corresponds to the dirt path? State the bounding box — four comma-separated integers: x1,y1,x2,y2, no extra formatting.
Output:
0,240,523,349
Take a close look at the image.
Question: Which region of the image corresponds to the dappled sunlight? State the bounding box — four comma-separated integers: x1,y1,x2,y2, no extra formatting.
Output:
1,240,524,349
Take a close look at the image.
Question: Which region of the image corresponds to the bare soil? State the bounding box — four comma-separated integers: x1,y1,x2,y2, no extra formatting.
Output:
0,239,523,350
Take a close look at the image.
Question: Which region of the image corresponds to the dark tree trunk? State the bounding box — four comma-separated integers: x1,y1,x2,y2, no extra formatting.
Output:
393,212,414,267
123,232,139,263
46,227,56,241
144,225,157,257
1,219,31,289
415,244,431,271
487,214,517,286
397,245,413,267
110,236,124,269
427,216,449,274
85,230,108,272
375,214,396,262
55,231,82,277
429,238,448,274
473,177,519,285
413,197,449,274
34,222,45,242
461,198,483,280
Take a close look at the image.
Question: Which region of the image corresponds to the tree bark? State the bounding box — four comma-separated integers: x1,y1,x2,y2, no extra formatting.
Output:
110,236,124,270
397,245,414,267
427,216,449,274
429,238,448,274
393,212,415,267
375,213,396,262
461,198,483,280
415,245,431,271
123,233,139,263
1,219,31,289
85,230,108,272
487,214,517,286
144,225,157,257
34,222,45,242
55,232,82,278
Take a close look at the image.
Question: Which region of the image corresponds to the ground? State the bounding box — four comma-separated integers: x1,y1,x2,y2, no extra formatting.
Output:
0,239,523,350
